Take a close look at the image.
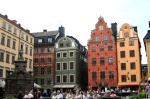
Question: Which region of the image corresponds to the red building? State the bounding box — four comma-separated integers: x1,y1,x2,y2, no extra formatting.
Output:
88,16,118,90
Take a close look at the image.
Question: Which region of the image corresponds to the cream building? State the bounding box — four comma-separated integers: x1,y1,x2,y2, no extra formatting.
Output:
117,23,141,88
0,14,34,83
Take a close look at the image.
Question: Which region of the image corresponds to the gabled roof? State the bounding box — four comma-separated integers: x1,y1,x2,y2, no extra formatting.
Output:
32,30,59,37
144,30,150,39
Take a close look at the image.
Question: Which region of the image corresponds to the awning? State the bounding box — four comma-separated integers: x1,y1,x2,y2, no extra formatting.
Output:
53,85,75,88
53,85,62,88
34,83,41,88
0,80,5,88
62,85,75,88
118,82,139,86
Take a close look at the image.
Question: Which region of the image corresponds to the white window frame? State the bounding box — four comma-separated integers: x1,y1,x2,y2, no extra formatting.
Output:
21,32,24,38
56,75,61,83
69,51,74,57
38,39,42,43
8,25,12,32
95,36,100,41
69,74,75,83
108,57,114,64
56,62,61,71
62,74,68,83
62,51,68,58
62,62,68,70
103,35,108,40
99,25,103,30
13,28,17,34
69,61,74,70
56,52,61,58
48,38,52,42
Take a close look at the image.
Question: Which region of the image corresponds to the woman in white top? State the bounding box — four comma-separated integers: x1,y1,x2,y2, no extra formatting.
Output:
74,90,82,99
65,90,74,99
52,91,57,99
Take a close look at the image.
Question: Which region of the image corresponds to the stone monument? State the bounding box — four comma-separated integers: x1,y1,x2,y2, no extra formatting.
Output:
5,50,34,95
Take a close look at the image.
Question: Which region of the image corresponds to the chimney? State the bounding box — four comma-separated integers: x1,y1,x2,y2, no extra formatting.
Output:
111,22,117,41
133,26,138,33
18,23,21,27
4,15,8,18
43,29,47,32
59,25,65,37
12,20,17,24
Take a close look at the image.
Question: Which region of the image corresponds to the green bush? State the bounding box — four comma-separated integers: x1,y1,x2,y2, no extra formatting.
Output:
2,96,16,99
138,91,146,98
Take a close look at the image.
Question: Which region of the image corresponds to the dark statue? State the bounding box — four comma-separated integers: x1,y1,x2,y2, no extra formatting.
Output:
5,50,34,96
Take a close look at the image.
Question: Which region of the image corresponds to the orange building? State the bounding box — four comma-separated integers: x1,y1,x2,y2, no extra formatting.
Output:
117,23,141,89
88,16,118,90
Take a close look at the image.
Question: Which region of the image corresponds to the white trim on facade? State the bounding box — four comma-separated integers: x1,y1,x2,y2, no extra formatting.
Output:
62,74,68,83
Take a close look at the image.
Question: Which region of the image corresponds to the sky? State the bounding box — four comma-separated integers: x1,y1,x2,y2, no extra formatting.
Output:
0,0,150,64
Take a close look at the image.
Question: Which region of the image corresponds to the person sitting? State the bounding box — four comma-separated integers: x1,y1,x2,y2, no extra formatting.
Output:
103,90,110,97
110,91,117,97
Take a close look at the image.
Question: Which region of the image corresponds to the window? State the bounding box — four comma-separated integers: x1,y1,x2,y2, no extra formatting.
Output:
12,39,16,49
21,33,24,38
70,52,74,57
70,75,74,83
62,52,67,57
56,53,61,58
40,67,44,75
6,53,10,63
0,69,3,77
70,62,74,70
130,50,135,57
29,59,32,69
120,42,124,47
108,46,113,50
100,57,105,65
47,48,51,52
129,41,134,46
2,21,6,28
95,36,100,41
14,28,17,34
56,75,61,83
12,54,15,64
0,51,4,61
20,43,24,51
92,72,97,80
47,67,51,74
26,36,28,41
41,48,44,53
66,42,70,47
131,75,136,82
108,57,113,64
34,58,38,63
99,25,103,30
34,49,38,53
130,62,136,69
1,34,5,45
63,63,67,70
121,75,126,82
100,46,104,51
41,58,44,63
8,25,12,32
92,58,96,65
103,35,108,40
120,51,125,58
47,79,51,85
124,32,129,37
56,63,61,70
30,38,32,43
63,75,67,83
109,71,114,79
41,79,44,85
48,38,52,42
7,37,11,47
34,67,38,75
100,71,105,79
121,63,126,70
38,39,42,43
60,43,63,47
25,45,28,54
47,57,51,63
92,47,96,52
30,47,32,55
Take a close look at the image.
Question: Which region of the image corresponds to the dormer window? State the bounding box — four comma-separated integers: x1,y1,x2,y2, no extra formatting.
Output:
38,39,42,43
48,38,52,43
124,32,129,38
99,25,103,30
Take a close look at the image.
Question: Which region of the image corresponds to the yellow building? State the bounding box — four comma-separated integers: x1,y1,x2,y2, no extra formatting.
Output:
0,14,34,82
144,29,150,80
117,23,141,88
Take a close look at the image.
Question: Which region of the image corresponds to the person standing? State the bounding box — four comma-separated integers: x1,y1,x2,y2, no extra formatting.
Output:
56,90,63,99
146,79,150,98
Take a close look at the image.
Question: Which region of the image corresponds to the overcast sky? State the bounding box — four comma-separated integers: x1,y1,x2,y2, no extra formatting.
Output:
0,0,150,64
